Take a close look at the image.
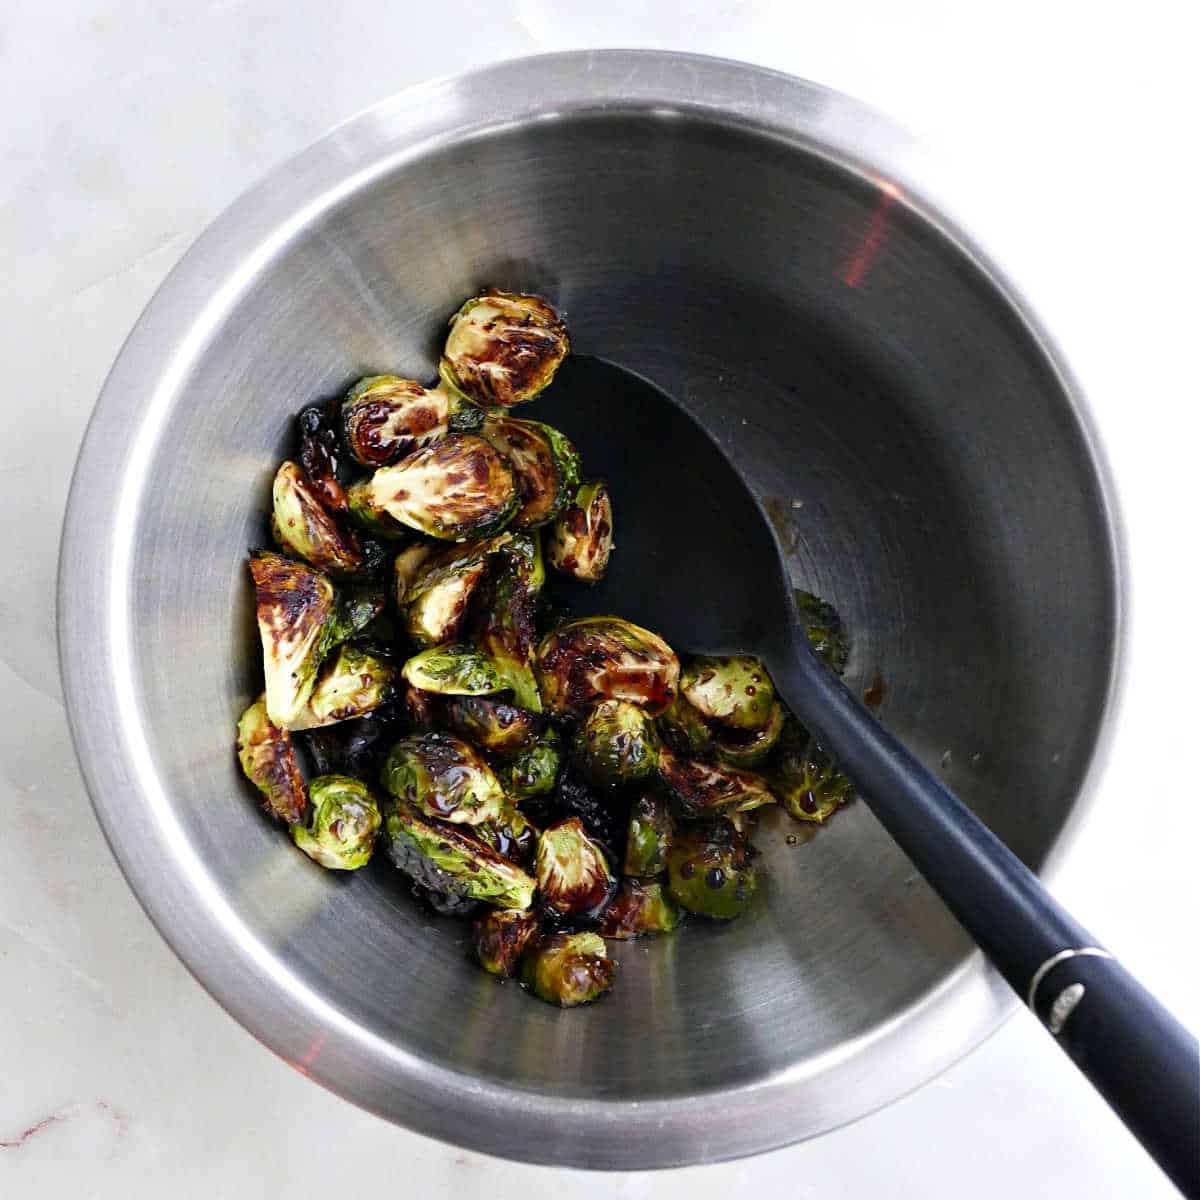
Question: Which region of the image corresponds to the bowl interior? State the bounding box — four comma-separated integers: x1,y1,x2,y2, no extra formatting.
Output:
89,101,1118,1160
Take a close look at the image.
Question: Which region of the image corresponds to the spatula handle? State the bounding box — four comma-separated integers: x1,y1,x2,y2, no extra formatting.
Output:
777,637,1199,1197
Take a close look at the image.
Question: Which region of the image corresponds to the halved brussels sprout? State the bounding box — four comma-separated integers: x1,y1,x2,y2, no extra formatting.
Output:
499,731,561,801
680,655,777,732
444,695,543,759
657,745,775,820
289,644,396,731
656,691,714,758
770,718,854,823
272,461,364,576
571,699,660,787
519,932,615,1007
366,434,517,541
666,818,758,920
236,696,306,824
504,530,546,594
475,806,538,870
393,543,436,604
547,480,613,584
345,478,414,541
401,645,505,696
298,405,348,513
713,699,785,767
473,908,540,977
480,413,580,528
290,774,381,870
341,375,451,467
623,792,675,877
249,551,337,727
380,733,505,825
472,547,543,712
385,802,535,909
535,816,616,921
535,617,680,716
326,580,387,646
795,590,849,675
598,879,682,939
400,535,509,647
441,290,569,408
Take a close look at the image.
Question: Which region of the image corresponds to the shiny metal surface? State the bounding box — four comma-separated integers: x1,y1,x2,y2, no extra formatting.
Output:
58,51,1124,1168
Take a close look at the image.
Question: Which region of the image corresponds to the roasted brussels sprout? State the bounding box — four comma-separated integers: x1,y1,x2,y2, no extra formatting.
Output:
400,536,505,647
546,770,629,854
345,477,414,541
770,718,854,823
384,802,536,909
341,375,452,467
475,806,538,869
547,480,614,584
444,695,543,759
535,617,680,716
298,704,402,779
623,792,674,877
236,696,307,824
249,551,337,727
656,691,714,757
519,932,615,1007
657,745,775,819
271,461,364,576
472,548,542,712
480,413,580,528
712,699,785,767
499,731,561,801
666,818,758,920
291,774,381,869
535,817,616,921
401,644,505,696
380,733,505,825
298,404,348,513
327,580,387,646
441,290,569,408
473,908,540,977
795,590,849,675
680,655,777,732
571,699,660,787
392,543,435,603
365,435,517,541
599,879,682,939
504,530,546,594
289,644,395,730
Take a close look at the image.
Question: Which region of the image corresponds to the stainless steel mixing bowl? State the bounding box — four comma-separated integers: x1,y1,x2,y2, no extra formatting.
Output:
59,51,1124,1168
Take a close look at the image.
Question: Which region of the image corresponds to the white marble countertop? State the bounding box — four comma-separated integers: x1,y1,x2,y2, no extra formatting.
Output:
4,2,1197,1195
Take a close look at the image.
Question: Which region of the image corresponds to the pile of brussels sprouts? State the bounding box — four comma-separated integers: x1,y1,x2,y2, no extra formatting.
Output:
236,290,854,1008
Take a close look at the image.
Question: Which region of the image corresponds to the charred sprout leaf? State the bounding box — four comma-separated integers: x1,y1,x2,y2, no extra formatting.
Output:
623,792,675,877
401,536,510,647
298,404,347,513
272,461,364,576
480,413,580,528
290,774,381,869
535,817,616,921
547,480,614,584
500,731,561,801
236,696,306,824
473,908,540,977
472,547,543,711
503,530,546,594
380,733,505,825
384,802,535,909
666,818,758,920
341,375,451,467
298,705,402,779
549,770,631,856
366,434,517,541
571,699,660,787
249,551,337,727
795,590,849,675
401,644,505,696
599,879,682,939
290,644,396,730
411,884,481,918
441,290,569,408
535,617,680,716
444,695,543,759
326,580,387,646
713,699,785,767
656,691,714,758
475,806,539,870
657,744,775,820
770,718,854,823
519,932,615,1007
345,477,414,541
680,655,776,732
400,683,439,732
